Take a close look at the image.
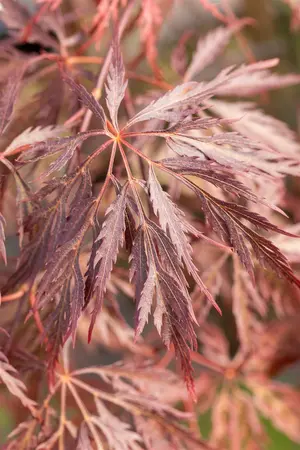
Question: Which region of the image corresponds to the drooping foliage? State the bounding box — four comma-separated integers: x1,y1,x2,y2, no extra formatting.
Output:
1,1,300,449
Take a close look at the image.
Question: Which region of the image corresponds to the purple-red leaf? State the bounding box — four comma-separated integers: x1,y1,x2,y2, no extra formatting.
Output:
0,66,25,135
184,25,239,81
62,73,106,127
215,70,300,97
0,351,36,413
89,183,129,340
148,165,219,312
105,36,128,129
130,220,198,396
4,125,64,156
18,131,99,177
127,59,279,128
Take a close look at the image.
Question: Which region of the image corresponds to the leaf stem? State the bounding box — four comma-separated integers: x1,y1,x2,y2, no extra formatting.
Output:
66,381,104,450
95,141,117,210
80,138,113,170
117,140,146,220
190,351,225,374
120,138,155,165
58,381,67,450
1,288,26,303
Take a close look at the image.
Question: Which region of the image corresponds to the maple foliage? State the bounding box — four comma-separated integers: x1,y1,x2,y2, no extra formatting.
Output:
1,0,300,449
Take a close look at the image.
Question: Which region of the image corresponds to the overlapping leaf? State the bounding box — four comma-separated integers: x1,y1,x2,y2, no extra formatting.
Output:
3,167,92,292
127,59,279,127
130,220,198,394
37,199,96,367
4,125,65,156
161,168,300,284
0,351,36,413
91,399,143,450
0,65,25,136
210,100,300,172
70,363,209,449
89,183,129,339
166,133,277,177
148,165,219,310
17,130,100,177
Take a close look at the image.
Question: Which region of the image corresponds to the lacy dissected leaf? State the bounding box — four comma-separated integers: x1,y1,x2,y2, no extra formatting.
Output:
165,132,277,177
169,115,234,133
0,156,32,248
155,267,198,395
14,169,32,248
127,59,279,127
161,157,261,202
215,68,300,97
0,351,36,413
17,130,98,177
210,388,267,449
130,222,198,395
130,230,155,336
127,81,198,126
3,168,92,293
4,125,65,156
62,72,106,127
89,183,129,339
36,200,95,307
91,399,143,450
105,35,128,129
138,0,162,78
37,200,96,368
84,217,102,308
130,224,156,334
172,173,300,284
210,100,300,171
145,219,190,294
204,197,299,285
0,66,25,135
249,381,300,443
162,155,285,215
124,202,137,253
184,24,244,81
68,363,209,450
148,165,218,309
112,175,138,253
232,257,266,351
